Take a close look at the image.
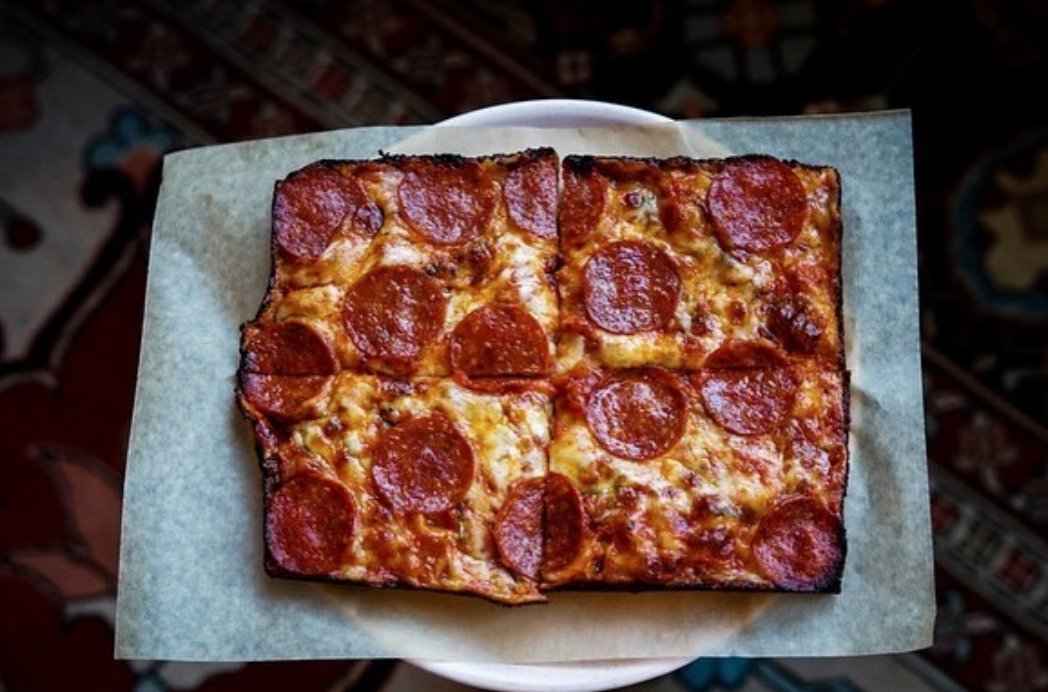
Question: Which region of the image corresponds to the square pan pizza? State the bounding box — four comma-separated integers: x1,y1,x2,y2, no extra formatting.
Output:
236,148,849,605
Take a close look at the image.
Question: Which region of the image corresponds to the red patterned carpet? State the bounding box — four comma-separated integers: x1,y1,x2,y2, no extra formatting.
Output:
1,1,1046,690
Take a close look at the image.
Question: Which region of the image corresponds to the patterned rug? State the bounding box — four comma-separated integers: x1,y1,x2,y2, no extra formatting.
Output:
1,1,1045,690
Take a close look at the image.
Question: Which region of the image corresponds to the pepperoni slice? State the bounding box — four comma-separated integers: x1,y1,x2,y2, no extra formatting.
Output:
703,339,787,369
585,369,687,460
397,159,495,245
267,474,354,575
582,240,681,334
343,265,446,371
560,162,607,245
448,304,551,377
274,165,361,260
493,477,545,579
242,321,338,375
504,153,557,239
544,473,585,574
240,374,331,422
751,497,843,589
697,367,795,436
370,412,475,514
707,158,807,253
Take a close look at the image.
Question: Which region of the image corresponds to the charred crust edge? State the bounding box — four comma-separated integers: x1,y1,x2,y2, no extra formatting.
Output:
376,147,557,169
563,153,836,177
261,561,548,607
542,577,841,594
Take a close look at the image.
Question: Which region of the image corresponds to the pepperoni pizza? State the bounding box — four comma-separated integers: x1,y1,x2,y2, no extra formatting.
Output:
237,149,849,605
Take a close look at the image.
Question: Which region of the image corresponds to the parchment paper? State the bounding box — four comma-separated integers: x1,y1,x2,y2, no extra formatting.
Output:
115,112,934,662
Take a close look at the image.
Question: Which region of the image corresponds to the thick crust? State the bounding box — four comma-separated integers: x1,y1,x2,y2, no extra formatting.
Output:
237,149,849,602
260,565,547,607
562,152,840,177
544,574,841,595
378,146,557,168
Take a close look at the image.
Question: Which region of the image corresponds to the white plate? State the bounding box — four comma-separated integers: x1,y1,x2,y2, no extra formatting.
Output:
438,98,673,128
411,99,691,692
411,657,693,692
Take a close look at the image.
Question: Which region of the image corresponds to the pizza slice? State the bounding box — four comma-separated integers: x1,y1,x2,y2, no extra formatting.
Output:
239,373,552,605
253,149,559,378
557,155,843,374
544,341,847,592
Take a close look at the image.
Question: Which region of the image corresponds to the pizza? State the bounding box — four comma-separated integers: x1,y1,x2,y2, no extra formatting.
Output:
237,148,849,605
